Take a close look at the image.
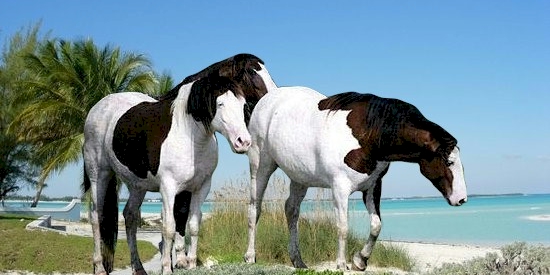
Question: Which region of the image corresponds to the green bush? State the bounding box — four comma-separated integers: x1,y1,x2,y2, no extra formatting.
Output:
427,242,550,275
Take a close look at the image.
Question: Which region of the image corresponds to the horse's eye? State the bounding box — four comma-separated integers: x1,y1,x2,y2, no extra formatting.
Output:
446,160,454,167
217,102,224,107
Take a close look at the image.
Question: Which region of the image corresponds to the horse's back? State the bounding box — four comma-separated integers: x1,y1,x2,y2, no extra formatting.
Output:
249,87,374,187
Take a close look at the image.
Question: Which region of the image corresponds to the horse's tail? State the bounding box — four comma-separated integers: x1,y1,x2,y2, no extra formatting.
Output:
82,165,91,194
82,165,119,273
100,175,118,273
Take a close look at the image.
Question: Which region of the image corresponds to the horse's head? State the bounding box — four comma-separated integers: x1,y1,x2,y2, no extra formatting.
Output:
187,76,251,153
320,92,468,206
183,53,277,124
380,96,468,207
418,140,467,206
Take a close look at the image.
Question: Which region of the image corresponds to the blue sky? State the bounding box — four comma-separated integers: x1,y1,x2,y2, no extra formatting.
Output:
1,1,549,199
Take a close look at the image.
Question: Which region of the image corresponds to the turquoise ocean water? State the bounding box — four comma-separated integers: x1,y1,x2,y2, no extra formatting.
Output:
348,194,550,246
8,194,549,246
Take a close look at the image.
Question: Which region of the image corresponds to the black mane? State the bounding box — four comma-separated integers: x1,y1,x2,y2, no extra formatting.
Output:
186,75,245,132
319,92,457,158
158,53,268,124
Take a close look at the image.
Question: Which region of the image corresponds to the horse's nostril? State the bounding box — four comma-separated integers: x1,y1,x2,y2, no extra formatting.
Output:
236,137,251,148
459,198,467,205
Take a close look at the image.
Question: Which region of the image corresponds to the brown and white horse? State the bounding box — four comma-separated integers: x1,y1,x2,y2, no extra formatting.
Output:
243,89,467,270
82,54,276,275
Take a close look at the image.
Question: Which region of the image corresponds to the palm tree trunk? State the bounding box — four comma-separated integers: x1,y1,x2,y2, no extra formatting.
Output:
30,180,45,207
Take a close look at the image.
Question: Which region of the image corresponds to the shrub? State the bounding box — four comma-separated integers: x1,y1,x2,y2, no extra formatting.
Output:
427,242,550,275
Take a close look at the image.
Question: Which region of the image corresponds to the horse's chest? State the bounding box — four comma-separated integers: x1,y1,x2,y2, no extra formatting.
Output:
158,137,218,182
112,129,218,191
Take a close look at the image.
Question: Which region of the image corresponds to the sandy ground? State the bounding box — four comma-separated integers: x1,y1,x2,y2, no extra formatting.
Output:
45,215,499,275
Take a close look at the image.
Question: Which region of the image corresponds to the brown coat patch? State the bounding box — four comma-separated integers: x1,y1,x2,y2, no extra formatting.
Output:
113,99,173,178
319,92,457,174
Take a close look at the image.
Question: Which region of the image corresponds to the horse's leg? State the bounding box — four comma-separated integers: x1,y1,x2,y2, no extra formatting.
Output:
285,181,308,268
173,191,192,268
160,183,178,274
87,166,117,275
244,148,277,263
352,178,383,271
123,188,147,275
332,181,351,270
182,178,211,269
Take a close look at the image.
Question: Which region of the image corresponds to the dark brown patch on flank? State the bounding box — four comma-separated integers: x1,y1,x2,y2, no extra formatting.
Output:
319,92,457,175
113,97,174,179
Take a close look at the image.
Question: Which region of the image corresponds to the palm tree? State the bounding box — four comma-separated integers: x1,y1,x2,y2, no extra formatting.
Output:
0,24,44,203
154,71,175,96
10,38,159,206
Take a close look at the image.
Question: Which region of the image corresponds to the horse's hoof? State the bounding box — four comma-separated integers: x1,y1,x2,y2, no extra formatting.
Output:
133,268,148,275
351,252,367,271
336,262,349,271
185,256,197,269
95,272,108,275
175,259,189,270
291,259,308,269
244,252,256,263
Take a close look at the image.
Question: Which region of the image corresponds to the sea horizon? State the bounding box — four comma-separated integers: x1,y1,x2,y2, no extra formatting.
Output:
3,193,549,247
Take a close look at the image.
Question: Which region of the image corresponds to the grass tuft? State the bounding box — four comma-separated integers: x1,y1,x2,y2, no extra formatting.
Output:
196,177,414,272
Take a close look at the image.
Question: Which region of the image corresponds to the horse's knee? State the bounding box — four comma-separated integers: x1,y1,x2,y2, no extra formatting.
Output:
187,219,200,236
370,215,382,236
123,207,139,223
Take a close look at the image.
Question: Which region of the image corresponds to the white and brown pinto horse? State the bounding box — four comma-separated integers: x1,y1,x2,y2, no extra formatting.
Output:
83,53,275,275
243,89,467,270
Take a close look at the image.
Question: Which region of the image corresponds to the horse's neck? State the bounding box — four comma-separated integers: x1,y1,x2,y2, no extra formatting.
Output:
375,136,424,163
258,64,279,92
169,84,212,142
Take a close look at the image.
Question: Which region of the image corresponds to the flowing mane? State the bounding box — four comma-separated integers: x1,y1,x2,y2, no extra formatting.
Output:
186,76,245,132
158,53,268,124
319,92,457,159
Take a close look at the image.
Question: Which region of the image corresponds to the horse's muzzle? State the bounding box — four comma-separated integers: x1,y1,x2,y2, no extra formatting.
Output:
447,197,467,206
233,136,251,154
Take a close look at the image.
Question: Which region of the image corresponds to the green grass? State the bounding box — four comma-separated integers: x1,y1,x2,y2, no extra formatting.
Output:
0,214,158,273
196,201,413,272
